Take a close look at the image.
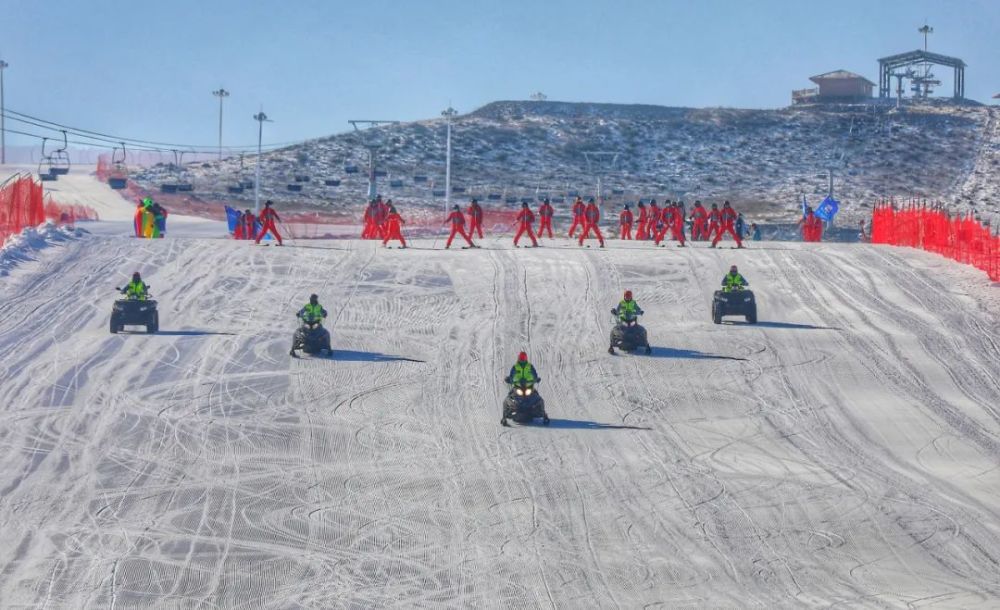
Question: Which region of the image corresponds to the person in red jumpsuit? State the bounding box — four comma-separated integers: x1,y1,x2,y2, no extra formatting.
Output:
648,199,661,241
578,198,605,247
444,204,476,249
513,202,538,247
619,204,633,240
689,201,708,241
653,202,671,245
568,197,586,238
670,202,687,246
537,198,555,238
635,202,649,240
374,196,389,239
798,207,823,242
243,209,256,240
255,200,283,245
362,199,377,239
707,203,721,241
467,198,484,239
233,210,245,240
382,205,407,248
711,201,743,248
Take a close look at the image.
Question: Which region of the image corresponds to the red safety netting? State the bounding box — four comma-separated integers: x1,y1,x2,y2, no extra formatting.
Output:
0,174,100,244
871,200,1000,282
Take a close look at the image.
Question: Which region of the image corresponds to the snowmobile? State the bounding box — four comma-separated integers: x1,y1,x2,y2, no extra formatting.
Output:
290,318,332,357
609,311,652,355
501,381,549,426
712,287,757,324
110,289,159,334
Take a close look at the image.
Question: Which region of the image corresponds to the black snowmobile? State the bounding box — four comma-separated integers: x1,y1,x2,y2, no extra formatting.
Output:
290,318,332,357
110,289,159,334
608,311,652,355
712,287,757,324
501,381,549,426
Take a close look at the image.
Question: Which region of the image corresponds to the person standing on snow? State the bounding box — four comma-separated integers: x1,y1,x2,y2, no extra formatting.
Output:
362,200,377,239
243,209,256,241
578,198,605,247
133,200,147,238
444,204,476,249
120,271,148,300
635,201,649,240
721,265,748,292
467,198,485,239
619,204,634,240
669,202,687,246
648,199,661,241
255,200,284,246
537,198,555,239
750,222,762,241
735,212,747,241
505,351,540,386
382,205,407,248
233,209,246,240
150,201,167,238
707,203,721,241
711,201,743,248
689,201,708,240
568,196,586,238
513,202,539,247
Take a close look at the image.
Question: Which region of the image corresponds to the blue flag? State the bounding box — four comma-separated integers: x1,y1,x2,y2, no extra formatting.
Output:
225,206,241,233
815,196,840,222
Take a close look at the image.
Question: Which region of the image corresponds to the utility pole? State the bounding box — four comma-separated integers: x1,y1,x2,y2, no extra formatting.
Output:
348,119,400,201
212,88,229,161
253,109,271,215
0,60,8,165
583,151,620,203
441,106,457,213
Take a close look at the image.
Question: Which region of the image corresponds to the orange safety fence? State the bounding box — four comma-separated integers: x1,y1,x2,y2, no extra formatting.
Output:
871,200,1000,282
0,174,100,245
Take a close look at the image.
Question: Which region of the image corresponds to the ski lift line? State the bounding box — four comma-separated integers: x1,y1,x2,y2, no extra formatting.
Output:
1,108,305,152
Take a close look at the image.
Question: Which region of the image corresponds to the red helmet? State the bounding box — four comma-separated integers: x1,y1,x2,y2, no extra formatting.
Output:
624,290,632,300
517,351,528,362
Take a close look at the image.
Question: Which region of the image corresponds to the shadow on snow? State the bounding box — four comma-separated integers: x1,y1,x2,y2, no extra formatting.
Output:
646,347,747,361
723,320,840,331
333,349,425,363
546,419,652,431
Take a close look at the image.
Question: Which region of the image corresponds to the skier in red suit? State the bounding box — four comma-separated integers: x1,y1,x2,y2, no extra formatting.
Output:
514,202,538,247
467,199,484,239
382,205,407,248
711,201,743,248
689,201,708,240
444,204,475,248
635,202,649,240
568,197,586,238
578,198,605,247
255,200,283,245
670,203,687,246
619,204,633,240
707,203,721,241
537,198,555,238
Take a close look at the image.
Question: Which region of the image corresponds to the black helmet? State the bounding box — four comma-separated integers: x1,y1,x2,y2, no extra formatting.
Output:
543,197,550,204
132,271,141,281
723,200,731,207
471,198,478,204
522,202,529,208
711,202,718,208
309,294,318,304
265,200,273,207
730,265,738,273
453,204,460,210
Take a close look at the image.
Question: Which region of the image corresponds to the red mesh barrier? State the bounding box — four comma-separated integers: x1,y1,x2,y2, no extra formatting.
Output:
0,174,99,244
872,200,1000,282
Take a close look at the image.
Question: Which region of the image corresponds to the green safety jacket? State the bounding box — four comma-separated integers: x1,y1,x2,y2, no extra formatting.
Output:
617,299,639,321
722,273,747,292
124,280,147,300
298,302,327,321
510,362,537,384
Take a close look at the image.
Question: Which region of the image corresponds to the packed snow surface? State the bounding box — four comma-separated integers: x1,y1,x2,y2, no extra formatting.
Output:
0,226,998,607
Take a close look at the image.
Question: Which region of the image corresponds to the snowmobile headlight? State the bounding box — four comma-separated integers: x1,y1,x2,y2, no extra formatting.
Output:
743,296,752,302
515,388,525,396
524,388,533,396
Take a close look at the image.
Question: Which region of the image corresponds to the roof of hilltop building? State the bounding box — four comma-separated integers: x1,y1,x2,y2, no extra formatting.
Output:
810,70,877,86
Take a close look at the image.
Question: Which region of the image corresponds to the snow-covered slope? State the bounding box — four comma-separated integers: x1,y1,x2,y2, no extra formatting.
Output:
0,229,998,607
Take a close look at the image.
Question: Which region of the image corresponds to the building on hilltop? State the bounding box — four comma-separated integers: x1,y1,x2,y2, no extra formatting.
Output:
792,70,876,105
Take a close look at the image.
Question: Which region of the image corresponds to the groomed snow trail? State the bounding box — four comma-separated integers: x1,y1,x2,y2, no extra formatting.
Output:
0,235,998,608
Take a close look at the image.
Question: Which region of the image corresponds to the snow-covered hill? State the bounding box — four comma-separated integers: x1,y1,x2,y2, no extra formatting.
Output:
0,223,998,606
131,100,1000,225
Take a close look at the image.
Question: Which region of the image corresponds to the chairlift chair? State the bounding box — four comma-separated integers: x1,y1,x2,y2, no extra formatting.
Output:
505,196,518,204
286,184,303,192
344,165,359,173
324,179,341,187
487,193,502,201
452,186,466,194
108,142,129,190
160,184,178,193
38,137,58,181
432,189,446,197
227,185,245,194
48,131,71,176
413,175,428,183
294,175,311,182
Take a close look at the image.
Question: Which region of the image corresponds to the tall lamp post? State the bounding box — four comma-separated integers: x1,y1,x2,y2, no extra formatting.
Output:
0,60,8,165
212,88,229,161
253,110,271,215
442,106,457,212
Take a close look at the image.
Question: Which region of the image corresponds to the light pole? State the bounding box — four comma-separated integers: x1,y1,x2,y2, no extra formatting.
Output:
253,110,271,215
0,59,8,165
442,106,457,212
212,88,229,161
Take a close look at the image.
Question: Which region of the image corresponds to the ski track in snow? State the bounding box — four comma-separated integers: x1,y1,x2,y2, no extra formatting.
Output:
0,230,998,608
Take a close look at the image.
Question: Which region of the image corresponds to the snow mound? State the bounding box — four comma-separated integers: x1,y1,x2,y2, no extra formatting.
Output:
0,222,88,276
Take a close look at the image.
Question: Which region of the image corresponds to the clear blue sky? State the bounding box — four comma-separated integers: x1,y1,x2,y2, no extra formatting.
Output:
2,0,997,150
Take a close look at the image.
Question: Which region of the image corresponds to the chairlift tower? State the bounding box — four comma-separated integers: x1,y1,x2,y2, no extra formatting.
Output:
348,119,400,201
582,151,620,203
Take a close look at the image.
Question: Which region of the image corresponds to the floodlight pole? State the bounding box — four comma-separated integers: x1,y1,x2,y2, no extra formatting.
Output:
253,110,271,215
442,106,457,212
212,87,230,161
0,60,8,165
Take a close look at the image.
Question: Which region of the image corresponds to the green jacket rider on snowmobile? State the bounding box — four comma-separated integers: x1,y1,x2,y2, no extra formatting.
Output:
121,272,148,300
611,290,643,323
505,352,540,386
297,294,328,324
722,265,748,292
